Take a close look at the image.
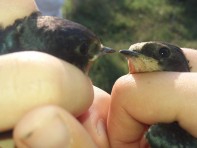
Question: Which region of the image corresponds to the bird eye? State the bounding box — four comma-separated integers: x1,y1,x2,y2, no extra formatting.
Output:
159,47,170,58
79,43,88,55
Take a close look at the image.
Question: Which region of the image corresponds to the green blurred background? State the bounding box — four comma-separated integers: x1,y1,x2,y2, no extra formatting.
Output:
62,0,197,93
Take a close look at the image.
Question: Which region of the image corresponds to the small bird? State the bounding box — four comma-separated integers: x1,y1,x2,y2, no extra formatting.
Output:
0,11,115,73
120,41,197,148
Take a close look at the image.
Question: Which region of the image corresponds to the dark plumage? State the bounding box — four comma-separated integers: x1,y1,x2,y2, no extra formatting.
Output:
0,12,115,72
120,41,197,148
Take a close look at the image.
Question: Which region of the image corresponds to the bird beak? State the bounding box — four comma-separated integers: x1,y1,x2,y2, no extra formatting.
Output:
101,45,116,54
119,49,140,57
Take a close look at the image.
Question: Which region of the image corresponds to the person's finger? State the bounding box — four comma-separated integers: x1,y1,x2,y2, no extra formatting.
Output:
109,73,197,148
0,51,93,131
182,48,197,72
78,86,111,148
0,0,38,28
14,105,96,148
108,48,197,148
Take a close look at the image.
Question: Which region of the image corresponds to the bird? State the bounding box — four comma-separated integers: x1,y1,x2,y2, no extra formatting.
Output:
119,41,197,148
0,11,115,73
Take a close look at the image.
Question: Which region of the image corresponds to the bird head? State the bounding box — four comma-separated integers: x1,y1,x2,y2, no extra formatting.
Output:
120,41,190,73
72,37,115,73
59,21,115,73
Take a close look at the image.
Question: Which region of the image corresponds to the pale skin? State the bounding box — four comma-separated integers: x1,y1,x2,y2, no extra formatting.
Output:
0,0,38,28
1,0,197,147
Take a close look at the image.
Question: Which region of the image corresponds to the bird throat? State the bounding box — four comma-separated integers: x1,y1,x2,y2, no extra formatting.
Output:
127,56,163,73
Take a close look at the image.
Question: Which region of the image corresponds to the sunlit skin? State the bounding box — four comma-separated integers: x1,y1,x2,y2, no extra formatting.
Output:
0,0,38,28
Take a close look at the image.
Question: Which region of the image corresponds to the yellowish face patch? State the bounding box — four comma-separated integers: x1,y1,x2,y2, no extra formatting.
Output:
127,54,162,73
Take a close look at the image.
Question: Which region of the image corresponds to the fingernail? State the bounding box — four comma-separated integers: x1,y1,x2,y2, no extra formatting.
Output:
21,115,70,148
97,119,107,136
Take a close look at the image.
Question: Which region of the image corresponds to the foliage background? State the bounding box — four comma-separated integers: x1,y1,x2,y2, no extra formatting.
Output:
62,0,197,93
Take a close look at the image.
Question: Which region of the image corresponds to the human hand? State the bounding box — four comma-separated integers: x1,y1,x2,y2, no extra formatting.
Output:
107,48,197,148
14,105,97,148
2,49,197,148
0,51,110,148
14,86,111,148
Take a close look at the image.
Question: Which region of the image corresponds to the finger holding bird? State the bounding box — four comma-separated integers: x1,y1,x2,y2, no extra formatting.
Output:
109,67,197,148
0,0,38,28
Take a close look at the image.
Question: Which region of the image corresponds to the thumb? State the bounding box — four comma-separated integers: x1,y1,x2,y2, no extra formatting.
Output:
14,105,96,148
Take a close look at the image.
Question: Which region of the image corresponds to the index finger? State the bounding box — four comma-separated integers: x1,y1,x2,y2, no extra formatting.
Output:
0,0,38,28
0,51,93,131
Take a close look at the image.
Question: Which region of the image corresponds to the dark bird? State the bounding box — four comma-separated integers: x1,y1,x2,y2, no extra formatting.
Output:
120,41,197,148
0,12,115,73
